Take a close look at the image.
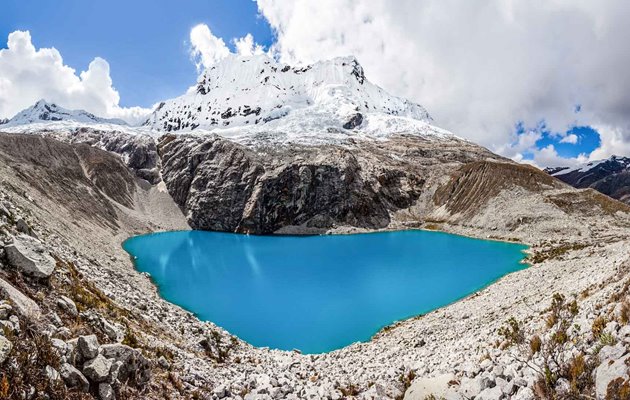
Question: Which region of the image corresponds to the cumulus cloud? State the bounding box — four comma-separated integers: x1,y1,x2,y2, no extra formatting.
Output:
559,134,578,144
233,34,265,57
189,24,266,70
255,0,630,165
0,30,150,124
189,24,231,70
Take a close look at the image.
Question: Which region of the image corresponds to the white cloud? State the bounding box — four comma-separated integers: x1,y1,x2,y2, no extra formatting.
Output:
0,30,150,124
189,24,231,70
233,34,265,57
189,24,267,70
255,0,630,164
559,134,578,144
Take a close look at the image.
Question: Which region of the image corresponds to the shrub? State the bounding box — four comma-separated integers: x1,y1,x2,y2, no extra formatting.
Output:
530,335,542,354
606,377,630,400
592,316,607,339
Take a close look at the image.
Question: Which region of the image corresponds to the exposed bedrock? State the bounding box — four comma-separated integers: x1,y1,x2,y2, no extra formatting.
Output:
158,133,506,234
158,133,630,237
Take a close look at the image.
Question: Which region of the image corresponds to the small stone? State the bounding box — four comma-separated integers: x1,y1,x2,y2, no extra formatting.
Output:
101,319,121,342
0,335,12,364
98,383,116,400
60,363,89,392
158,355,171,370
57,296,78,317
476,386,503,400
45,365,60,381
512,387,535,400
15,218,31,235
78,334,100,359
0,303,12,320
83,354,113,383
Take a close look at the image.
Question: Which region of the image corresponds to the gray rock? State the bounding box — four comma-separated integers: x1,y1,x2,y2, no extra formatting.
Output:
45,365,60,381
595,353,630,399
83,354,113,383
78,334,100,359
5,234,55,278
599,343,626,363
619,325,630,338
512,387,535,400
554,378,570,395
15,218,31,235
158,355,171,369
0,335,12,364
60,363,90,392
459,376,486,398
57,295,78,317
101,318,121,342
0,277,41,319
100,343,151,385
0,302,12,320
476,386,503,400
0,204,10,218
98,382,116,400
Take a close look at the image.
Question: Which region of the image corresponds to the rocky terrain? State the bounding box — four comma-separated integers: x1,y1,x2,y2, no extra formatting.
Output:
545,156,630,205
0,129,628,400
1,55,630,399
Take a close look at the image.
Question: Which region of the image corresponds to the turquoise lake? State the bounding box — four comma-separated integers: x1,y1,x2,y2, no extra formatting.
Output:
123,230,528,354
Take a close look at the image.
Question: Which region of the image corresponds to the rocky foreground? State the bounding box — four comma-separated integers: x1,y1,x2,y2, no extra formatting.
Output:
0,131,629,399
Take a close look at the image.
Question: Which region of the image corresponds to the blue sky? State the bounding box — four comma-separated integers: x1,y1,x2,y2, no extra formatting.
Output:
0,0,274,108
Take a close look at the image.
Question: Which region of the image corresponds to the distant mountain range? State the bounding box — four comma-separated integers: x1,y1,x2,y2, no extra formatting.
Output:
1,100,127,127
545,156,630,204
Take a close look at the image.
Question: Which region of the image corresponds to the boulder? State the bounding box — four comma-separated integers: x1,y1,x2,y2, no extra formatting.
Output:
459,376,490,398
83,354,113,383
100,343,151,385
78,334,100,359
403,373,459,400
0,335,12,364
595,354,630,399
476,386,503,400
60,363,90,392
5,234,55,278
98,382,116,400
57,295,78,317
0,277,41,319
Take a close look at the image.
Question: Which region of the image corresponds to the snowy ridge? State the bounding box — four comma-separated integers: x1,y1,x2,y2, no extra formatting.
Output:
143,54,444,140
547,156,630,177
2,100,127,128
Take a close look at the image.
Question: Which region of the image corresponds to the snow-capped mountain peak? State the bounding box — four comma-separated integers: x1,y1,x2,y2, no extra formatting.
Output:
3,100,127,127
143,54,435,137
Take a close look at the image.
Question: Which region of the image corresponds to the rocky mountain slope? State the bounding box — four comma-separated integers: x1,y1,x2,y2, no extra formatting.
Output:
0,130,629,400
1,54,630,399
545,156,630,204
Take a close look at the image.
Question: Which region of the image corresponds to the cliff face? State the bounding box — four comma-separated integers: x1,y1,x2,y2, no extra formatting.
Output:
158,133,487,234
157,132,630,238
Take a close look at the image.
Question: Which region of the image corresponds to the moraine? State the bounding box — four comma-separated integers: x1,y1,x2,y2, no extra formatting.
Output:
123,230,527,354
